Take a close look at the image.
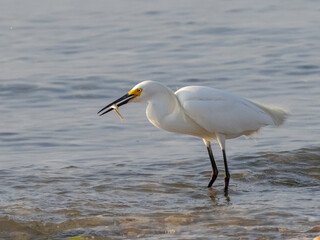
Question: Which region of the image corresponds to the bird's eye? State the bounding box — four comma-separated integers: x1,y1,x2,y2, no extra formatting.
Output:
137,88,142,92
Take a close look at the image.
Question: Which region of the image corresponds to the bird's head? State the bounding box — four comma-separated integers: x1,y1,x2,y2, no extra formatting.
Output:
97,81,157,116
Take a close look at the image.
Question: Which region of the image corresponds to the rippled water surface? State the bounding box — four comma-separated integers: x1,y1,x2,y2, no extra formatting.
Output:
1,0,320,239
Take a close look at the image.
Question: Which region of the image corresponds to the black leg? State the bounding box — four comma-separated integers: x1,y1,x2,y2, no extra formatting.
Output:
206,143,219,188
222,149,230,192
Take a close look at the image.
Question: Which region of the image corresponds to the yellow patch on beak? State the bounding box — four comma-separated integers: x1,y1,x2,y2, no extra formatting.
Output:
128,88,142,97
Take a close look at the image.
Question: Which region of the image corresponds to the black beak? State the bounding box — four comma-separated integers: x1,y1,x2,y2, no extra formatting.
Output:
98,93,135,116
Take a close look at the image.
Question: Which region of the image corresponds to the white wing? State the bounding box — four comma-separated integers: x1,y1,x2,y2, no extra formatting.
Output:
175,86,275,137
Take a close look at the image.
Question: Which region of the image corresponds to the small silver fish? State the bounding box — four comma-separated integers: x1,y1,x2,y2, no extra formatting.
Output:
111,104,124,120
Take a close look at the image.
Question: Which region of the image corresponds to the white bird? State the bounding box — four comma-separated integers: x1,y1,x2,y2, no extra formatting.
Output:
98,81,288,192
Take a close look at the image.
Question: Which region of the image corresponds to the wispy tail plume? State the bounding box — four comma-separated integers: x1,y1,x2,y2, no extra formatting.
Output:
254,102,289,126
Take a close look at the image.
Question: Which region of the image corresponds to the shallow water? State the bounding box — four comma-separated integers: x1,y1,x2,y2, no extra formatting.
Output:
1,0,320,239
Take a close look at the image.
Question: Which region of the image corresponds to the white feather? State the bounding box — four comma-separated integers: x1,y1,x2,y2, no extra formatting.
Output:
129,81,289,145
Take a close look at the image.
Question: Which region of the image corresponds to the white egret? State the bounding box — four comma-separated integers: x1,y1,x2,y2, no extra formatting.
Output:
98,81,288,192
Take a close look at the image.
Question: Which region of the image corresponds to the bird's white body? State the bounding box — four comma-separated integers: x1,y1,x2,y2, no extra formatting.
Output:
131,81,287,149
99,80,288,192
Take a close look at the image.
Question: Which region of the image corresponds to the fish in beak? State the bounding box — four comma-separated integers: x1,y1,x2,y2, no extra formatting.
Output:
97,88,142,116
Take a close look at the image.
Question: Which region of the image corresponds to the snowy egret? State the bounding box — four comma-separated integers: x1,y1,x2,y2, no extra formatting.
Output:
98,81,288,192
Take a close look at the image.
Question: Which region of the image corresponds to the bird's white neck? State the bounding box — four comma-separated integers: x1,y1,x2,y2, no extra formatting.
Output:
145,86,209,138
146,87,178,129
